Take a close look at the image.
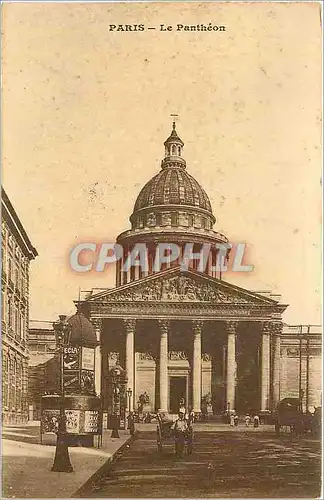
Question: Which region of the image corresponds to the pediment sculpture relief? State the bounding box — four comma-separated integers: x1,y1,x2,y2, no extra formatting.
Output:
104,276,251,304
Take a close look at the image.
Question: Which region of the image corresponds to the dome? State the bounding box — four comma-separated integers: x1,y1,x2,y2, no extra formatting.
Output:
133,168,213,214
67,312,97,347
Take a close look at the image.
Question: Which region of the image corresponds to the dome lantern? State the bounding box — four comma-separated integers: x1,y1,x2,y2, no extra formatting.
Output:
161,122,186,170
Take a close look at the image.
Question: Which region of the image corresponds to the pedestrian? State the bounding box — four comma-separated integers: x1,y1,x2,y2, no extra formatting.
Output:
245,414,251,427
179,398,186,415
127,411,135,435
234,414,239,427
187,407,195,425
253,414,260,428
230,413,235,426
172,408,189,457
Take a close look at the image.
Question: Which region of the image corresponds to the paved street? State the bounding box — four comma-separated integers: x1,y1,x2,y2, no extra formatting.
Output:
2,425,130,498
80,427,321,498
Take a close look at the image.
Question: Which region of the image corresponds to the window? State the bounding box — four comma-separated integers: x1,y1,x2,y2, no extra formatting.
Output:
2,244,6,275
155,214,162,226
164,187,170,203
8,258,12,282
8,297,13,328
171,213,178,227
20,313,25,340
15,265,19,288
9,357,14,408
15,307,21,337
2,353,8,407
20,275,24,295
1,290,5,322
16,362,22,411
12,359,17,409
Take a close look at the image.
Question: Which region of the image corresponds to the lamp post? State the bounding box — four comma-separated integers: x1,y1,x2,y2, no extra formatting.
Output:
111,367,120,439
51,315,73,473
127,388,132,413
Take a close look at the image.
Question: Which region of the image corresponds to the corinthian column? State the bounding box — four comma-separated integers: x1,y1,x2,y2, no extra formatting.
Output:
272,322,282,409
91,318,102,397
123,319,136,411
226,321,237,411
158,320,169,412
261,322,271,411
192,320,203,413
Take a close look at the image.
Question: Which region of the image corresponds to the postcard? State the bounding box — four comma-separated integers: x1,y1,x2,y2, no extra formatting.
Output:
1,1,322,498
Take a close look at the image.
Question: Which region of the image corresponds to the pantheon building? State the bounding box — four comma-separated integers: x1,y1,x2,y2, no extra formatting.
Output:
77,124,320,416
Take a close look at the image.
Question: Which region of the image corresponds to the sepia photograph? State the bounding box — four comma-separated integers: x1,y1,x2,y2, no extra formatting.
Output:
1,1,322,498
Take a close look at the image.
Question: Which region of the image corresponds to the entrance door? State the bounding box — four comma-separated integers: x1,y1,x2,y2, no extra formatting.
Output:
169,377,187,414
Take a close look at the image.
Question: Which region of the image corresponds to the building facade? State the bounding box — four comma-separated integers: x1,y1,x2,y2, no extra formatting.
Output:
74,124,321,416
2,188,38,424
71,124,320,413
28,321,57,421
280,324,322,411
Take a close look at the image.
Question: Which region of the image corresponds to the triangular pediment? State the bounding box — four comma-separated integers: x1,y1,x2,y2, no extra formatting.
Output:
85,267,281,306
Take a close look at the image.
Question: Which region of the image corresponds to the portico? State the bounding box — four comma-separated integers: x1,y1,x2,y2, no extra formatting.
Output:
78,267,286,415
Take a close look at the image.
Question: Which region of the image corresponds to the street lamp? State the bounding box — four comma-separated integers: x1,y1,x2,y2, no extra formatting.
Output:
127,388,132,413
111,367,120,439
51,315,73,473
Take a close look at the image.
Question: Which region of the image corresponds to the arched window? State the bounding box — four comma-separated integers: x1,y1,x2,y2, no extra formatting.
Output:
172,145,177,155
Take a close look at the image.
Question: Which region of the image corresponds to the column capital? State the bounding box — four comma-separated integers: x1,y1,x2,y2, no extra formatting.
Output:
91,318,103,343
123,318,136,333
192,320,203,335
91,317,103,328
270,321,283,336
157,319,170,334
260,321,271,335
225,320,238,335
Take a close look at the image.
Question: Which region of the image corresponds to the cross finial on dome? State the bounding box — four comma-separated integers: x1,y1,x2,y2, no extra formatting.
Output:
170,113,178,130
162,117,185,169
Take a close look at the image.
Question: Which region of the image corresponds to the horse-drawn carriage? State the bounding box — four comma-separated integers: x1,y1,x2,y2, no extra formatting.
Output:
156,413,193,456
274,398,313,436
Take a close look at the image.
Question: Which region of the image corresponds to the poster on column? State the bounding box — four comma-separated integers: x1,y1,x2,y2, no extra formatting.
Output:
81,347,95,371
2,1,322,499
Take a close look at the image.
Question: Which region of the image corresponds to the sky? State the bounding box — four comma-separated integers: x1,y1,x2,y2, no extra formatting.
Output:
2,2,322,324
